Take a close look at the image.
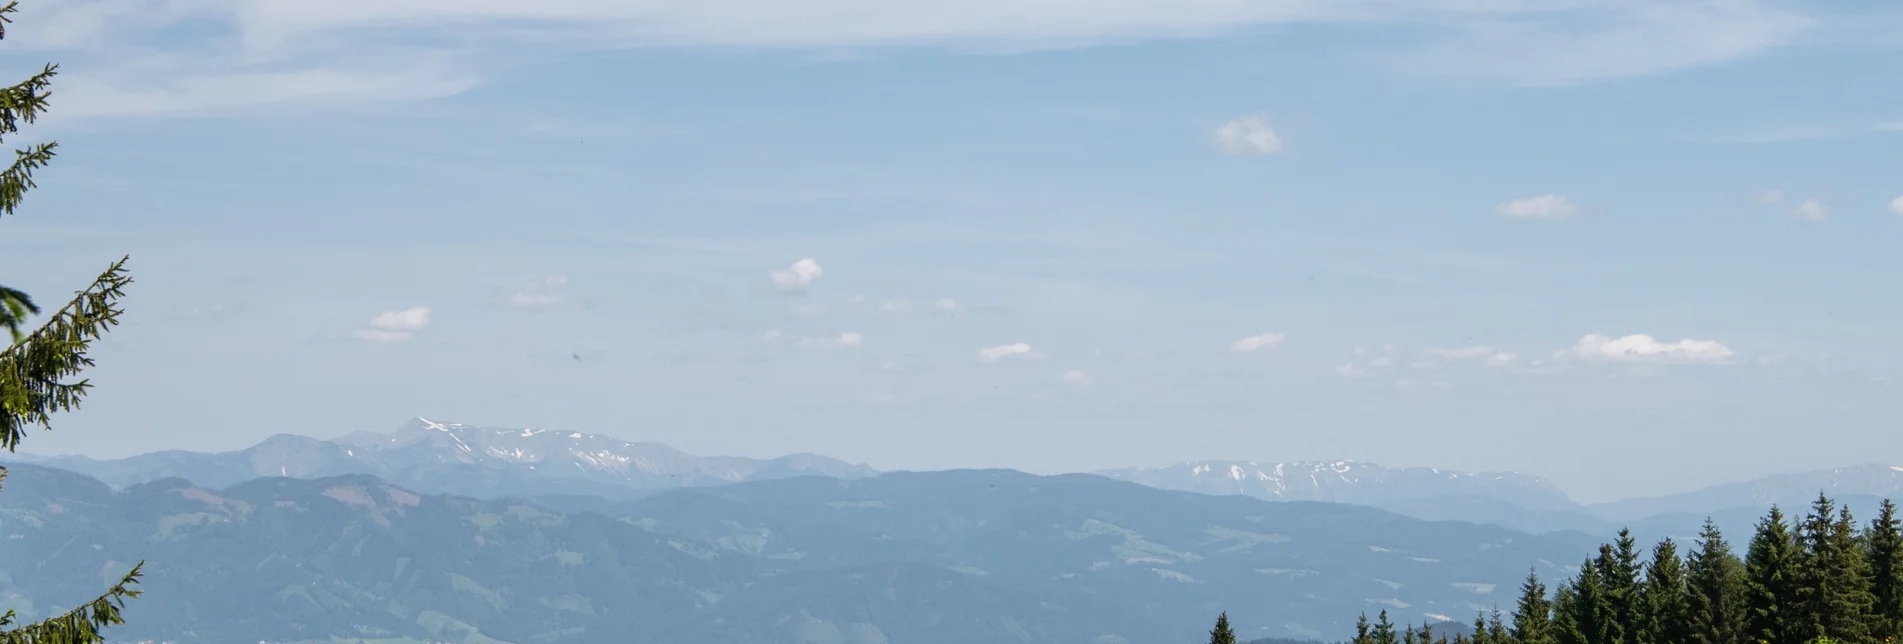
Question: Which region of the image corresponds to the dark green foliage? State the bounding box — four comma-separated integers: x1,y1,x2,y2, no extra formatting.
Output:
1685,518,1746,644
1793,495,1874,642
0,2,143,641
1638,537,1690,644
1327,496,1903,644
1866,499,1903,641
1601,530,1643,644
0,284,34,344
1374,610,1399,644
1514,568,1557,644
1746,505,1803,644
1354,612,1374,644
1210,612,1238,644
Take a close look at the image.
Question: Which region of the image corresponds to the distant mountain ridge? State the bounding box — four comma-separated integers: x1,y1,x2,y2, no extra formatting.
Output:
1095,460,1578,511
11,418,1903,539
1586,463,1903,521
5,417,877,499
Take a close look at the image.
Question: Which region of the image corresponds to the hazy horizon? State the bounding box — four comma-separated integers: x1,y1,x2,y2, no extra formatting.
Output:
4,0,1899,506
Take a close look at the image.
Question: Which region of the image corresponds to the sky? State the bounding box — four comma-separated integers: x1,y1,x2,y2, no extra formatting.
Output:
1,0,1900,504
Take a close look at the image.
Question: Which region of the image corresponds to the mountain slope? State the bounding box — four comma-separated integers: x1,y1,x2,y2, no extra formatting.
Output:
1096,460,1609,534
8,417,877,498
0,464,1605,643
1589,464,1903,521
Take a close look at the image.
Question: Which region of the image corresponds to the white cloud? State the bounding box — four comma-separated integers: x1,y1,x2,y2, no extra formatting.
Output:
879,299,911,313
769,258,824,290
353,306,430,342
1563,333,1735,365
1424,345,1517,367
1756,189,1784,204
802,332,864,349
1496,195,1578,219
1230,332,1287,353
978,343,1040,363
1889,195,1903,216
1214,116,1282,155
934,298,963,313
1791,198,1827,221
497,275,571,310
1060,370,1093,386
1334,363,1371,378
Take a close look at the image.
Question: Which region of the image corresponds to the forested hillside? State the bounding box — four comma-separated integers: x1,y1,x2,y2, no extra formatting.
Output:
1212,494,1903,644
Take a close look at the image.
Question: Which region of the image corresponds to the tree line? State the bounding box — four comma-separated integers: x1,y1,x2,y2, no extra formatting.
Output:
1208,494,1903,644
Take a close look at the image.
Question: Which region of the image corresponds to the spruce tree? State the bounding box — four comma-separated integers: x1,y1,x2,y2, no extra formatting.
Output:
1866,499,1903,642
1485,606,1508,644
1375,610,1400,644
1209,611,1238,644
1514,568,1557,644
0,1,143,640
1685,517,1746,644
1601,530,1644,644
1559,557,1615,644
1638,537,1691,644
1356,612,1375,644
1470,612,1492,644
1747,505,1804,644
1794,496,1874,642
1551,581,1584,644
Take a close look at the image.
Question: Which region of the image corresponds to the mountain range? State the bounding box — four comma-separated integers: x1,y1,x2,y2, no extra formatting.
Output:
13,418,1903,540
0,462,1600,644
9,417,877,499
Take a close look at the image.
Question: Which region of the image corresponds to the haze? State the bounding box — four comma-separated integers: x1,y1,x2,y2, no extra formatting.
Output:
5,0,1900,504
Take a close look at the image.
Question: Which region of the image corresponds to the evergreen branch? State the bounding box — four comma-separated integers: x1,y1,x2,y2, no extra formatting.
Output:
0,63,55,138
0,563,143,643
0,141,55,217
0,257,132,452
0,284,38,343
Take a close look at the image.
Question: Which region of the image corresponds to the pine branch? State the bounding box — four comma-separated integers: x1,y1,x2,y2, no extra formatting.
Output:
0,563,143,643
0,257,131,452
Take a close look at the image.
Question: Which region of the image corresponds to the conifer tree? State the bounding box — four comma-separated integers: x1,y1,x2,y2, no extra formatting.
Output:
1794,496,1874,642
1470,612,1492,644
1866,499,1903,642
1556,558,1614,644
1638,537,1691,644
1601,530,1644,644
1375,610,1400,644
1209,611,1238,644
1514,568,1557,644
1355,612,1376,644
1685,517,1746,644
1485,606,1508,644
1747,505,1804,644
0,1,143,641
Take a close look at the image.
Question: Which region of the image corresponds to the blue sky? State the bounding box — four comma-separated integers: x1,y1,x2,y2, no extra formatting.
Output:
3,0,1900,502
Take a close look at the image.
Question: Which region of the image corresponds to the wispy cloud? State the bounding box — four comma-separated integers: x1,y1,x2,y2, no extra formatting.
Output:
490,276,573,310
978,342,1040,363
1889,195,1903,217
1790,199,1827,221
1230,332,1287,353
1060,369,1093,386
16,0,1836,121
352,306,431,342
1399,0,1814,87
1496,195,1578,220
